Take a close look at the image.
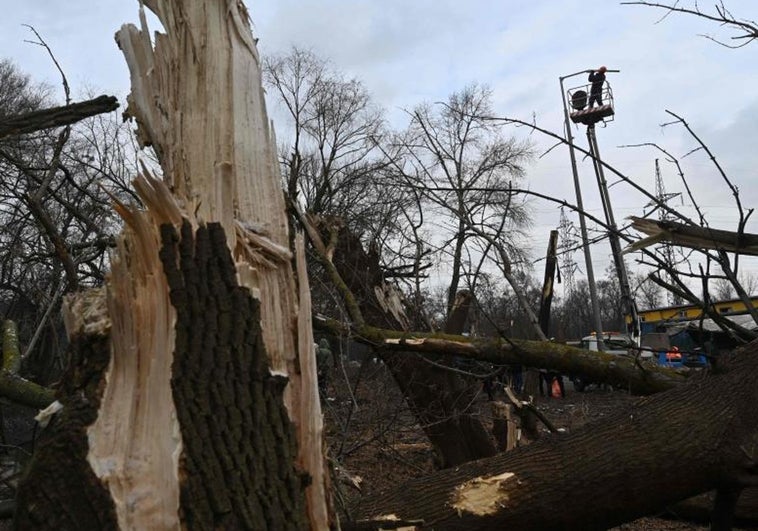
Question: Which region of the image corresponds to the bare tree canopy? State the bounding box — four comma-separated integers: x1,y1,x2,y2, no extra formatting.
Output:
623,1,758,48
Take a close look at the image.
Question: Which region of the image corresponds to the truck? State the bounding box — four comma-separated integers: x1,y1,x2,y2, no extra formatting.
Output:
580,331,640,356
570,332,638,391
571,331,708,391
641,332,708,369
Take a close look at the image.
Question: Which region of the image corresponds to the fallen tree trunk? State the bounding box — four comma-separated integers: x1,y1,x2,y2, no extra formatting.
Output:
0,370,54,409
355,343,758,529
0,319,55,408
375,335,684,395
313,318,687,395
0,95,118,139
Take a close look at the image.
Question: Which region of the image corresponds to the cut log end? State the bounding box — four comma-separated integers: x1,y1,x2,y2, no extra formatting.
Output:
450,472,517,517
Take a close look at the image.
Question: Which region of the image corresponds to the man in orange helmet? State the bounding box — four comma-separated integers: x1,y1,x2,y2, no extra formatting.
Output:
587,66,607,108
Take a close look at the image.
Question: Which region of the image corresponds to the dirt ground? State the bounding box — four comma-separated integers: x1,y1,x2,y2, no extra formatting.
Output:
322,360,756,530
0,361,751,529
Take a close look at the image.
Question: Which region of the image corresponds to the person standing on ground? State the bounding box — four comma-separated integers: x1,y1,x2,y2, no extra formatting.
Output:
587,66,607,108
316,338,332,396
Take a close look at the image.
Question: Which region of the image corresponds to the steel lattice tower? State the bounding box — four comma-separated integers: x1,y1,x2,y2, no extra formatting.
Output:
558,206,578,295
651,159,682,306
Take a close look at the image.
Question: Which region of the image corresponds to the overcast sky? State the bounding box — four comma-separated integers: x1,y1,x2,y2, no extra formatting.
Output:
2,0,758,298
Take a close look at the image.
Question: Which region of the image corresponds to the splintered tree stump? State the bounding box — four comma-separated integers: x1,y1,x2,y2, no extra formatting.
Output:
16,221,308,530
16,0,328,527
328,225,498,467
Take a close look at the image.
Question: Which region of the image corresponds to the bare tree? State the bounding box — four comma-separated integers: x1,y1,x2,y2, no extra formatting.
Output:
632,270,664,310
0,59,132,383
554,279,595,339
263,47,326,201
623,1,758,48
264,47,424,323
398,84,533,319
264,47,401,240
0,59,48,117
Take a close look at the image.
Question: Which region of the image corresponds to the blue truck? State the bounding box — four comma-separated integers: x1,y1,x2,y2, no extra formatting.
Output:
642,332,708,369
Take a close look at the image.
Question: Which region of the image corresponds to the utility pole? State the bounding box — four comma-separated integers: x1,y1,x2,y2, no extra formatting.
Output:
561,67,641,346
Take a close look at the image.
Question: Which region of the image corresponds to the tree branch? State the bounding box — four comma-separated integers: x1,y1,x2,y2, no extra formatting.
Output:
0,95,119,139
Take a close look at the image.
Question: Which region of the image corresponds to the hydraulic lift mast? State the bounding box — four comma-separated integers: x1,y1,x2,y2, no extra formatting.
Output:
586,124,641,345
565,68,641,346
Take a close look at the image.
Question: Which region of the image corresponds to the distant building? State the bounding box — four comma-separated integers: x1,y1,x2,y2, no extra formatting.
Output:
632,297,758,356
633,296,758,334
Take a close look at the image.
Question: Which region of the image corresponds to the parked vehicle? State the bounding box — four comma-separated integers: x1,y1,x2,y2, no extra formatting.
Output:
571,332,635,391
642,332,708,368
656,347,708,368
570,331,708,391
580,332,636,356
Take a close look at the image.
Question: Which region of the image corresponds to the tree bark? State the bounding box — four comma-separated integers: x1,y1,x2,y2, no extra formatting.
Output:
538,230,558,336
17,222,309,529
0,319,55,409
446,221,466,316
356,344,758,529
444,290,472,335
15,327,119,529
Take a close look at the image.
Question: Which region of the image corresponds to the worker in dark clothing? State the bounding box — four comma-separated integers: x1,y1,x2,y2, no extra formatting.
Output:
587,66,607,108
316,338,332,396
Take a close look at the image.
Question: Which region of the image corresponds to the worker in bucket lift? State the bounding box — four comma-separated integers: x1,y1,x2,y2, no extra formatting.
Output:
587,66,607,108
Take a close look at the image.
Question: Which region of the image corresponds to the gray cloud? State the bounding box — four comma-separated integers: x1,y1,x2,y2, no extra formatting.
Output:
3,0,757,284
